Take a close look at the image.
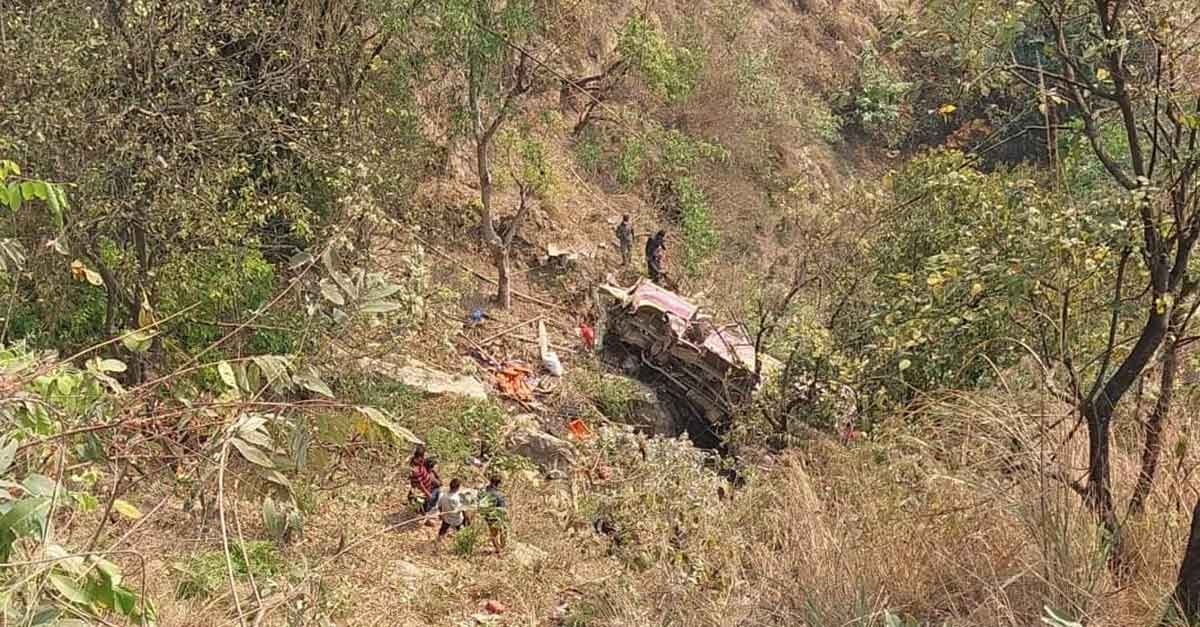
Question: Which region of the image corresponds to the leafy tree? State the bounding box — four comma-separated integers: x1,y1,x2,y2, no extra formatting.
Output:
2,0,391,375
912,0,1200,582
850,150,1127,412
402,0,547,309
1008,0,1200,568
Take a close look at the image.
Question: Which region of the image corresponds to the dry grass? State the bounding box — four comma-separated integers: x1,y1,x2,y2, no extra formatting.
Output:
94,381,1200,627
585,389,1195,627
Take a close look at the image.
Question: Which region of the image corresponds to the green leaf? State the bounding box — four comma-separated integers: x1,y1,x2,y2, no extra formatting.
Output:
52,183,69,210
363,283,403,301
97,358,126,374
319,279,344,306
360,300,403,314
0,439,17,476
330,269,358,301
263,470,293,492
45,543,86,575
72,491,99,512
49,573,94,607
7,183,21,211
236,426,272,449
217,361,238,389
91,556,123,587
0,497,50,557
231,438,275,468
111,585,137,616
46,182,61,212
120,329,154,353
252,355,291,385
355,406,423,445
23,473,58,497
294,369,333,398
234,362,255,394
112,499,142,519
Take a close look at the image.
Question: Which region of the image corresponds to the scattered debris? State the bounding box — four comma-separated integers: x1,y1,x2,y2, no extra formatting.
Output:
484,600,507,614
545,243,581,269
567,418,591,440
478,315,542,345
539,320,564,376
493,362,535,401
543,352,563,376
467,307,488,327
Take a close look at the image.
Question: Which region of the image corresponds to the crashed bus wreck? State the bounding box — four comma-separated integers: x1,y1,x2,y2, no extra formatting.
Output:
596,279,777,449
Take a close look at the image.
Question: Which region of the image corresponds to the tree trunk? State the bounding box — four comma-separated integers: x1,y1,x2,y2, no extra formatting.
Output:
1167,498,1200,626
494,245,511,310
1083,398,1120,535
1082,302,1171,572
1130,333,1180,516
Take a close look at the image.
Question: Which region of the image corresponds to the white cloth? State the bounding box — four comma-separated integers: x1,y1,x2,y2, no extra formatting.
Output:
437,490,465,526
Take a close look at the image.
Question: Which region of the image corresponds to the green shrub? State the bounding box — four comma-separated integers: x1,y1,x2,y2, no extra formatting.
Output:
574,134,604,174
848,43,914,148
421,399,530,471
174,541,283,599
658,129,729,175
563,600,605,627
157,247,278,352
619,15,703,103
451,524,481,556
571,371,640,420
736,49,782,113
675,177,719,277
796,95,844,144
617,138,645,187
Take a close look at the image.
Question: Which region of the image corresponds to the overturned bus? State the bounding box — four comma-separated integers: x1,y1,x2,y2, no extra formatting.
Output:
596,278,776,449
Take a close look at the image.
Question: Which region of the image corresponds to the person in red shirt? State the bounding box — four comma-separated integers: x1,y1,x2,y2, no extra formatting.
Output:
408,445,434,501
579,321,596,351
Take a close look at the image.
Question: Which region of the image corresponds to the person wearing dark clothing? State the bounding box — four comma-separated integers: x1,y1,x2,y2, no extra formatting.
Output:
424,479,442,515
479,476,509,553
615,215,634,266
645,230,667,283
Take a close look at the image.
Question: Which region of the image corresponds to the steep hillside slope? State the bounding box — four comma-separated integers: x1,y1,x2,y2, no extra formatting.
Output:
407,0,901,316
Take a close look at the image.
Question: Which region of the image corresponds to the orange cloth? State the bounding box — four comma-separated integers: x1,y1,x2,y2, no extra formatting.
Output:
567,418,591,439
494,363,534,401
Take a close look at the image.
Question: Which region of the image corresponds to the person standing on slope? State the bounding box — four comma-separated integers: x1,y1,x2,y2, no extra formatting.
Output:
479,475,509,553
436,478,469,542
645,230,667,284
615,214,634,266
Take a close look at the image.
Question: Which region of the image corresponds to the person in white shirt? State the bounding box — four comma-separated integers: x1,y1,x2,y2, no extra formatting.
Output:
436,478,469,540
